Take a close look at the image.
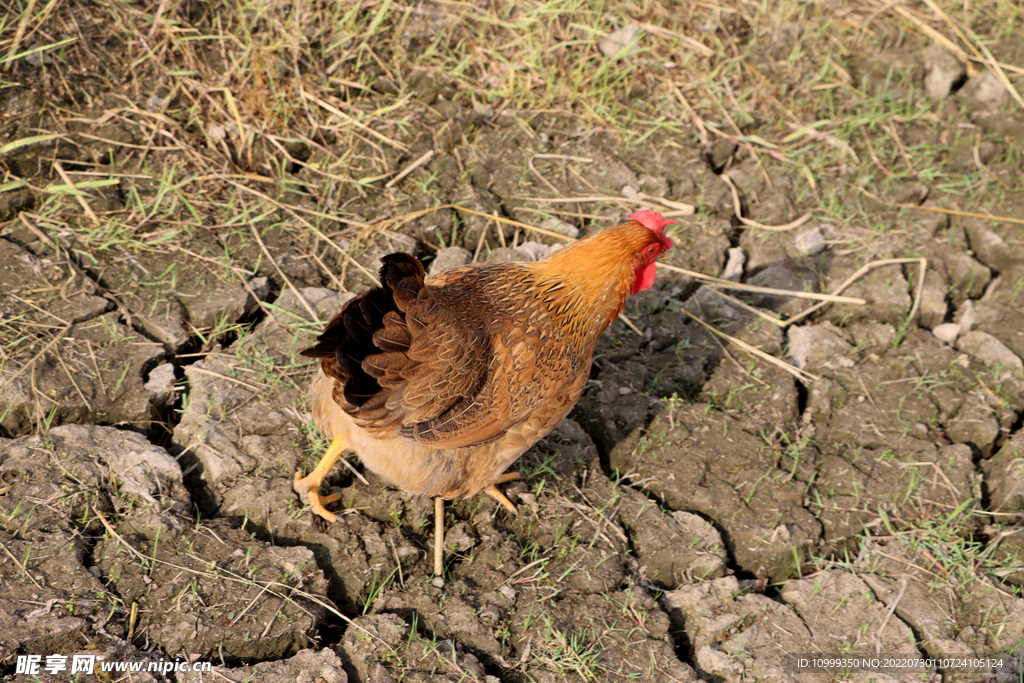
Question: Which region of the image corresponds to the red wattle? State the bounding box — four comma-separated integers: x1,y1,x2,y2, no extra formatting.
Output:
631,261,657,295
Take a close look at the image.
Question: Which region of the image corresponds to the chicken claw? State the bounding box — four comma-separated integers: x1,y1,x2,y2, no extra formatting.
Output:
484,472,521,515
294,434,348,523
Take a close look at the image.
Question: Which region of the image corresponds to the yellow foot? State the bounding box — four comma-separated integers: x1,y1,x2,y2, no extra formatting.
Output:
293,433,348,523
484,471,521,515
293,471,342,523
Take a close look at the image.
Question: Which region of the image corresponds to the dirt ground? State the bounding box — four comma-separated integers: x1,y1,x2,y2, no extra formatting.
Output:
2,1,1024,681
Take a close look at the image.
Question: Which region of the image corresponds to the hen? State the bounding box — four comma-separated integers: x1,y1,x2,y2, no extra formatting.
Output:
295,210,674,571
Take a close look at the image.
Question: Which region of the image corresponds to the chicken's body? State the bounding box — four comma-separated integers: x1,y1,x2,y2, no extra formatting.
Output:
296,211,674,529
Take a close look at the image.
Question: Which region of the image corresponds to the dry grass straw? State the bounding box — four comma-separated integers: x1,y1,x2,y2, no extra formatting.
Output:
898,203,1024,227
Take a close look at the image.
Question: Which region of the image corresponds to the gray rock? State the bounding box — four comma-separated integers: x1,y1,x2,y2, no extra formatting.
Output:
751,192,797,225
638,174,670,198
945,251,991,299
984,431,1024,514
514,240,551,261
134,296,192,350
183,284,251,331
428,246,472,276
794,226,826,255
917,269,948,329
620,183,642,201
740,230,788,273
955,299,977,332
0,312,165,435
443,521,478,553
248,276,271,300
599,23,641,59
708,138,737,171
964,217,1024,272
923,44,966,99
825,263,912,326
487,246,528,263
895,180,930,205
144,362,177,406
95,522,327,660
0,528,107,660
946,397,1000,456
917,199,950,236
932,323,962,343
539,216,579,238
276,287,355,320
788,323,854,370
956,330,1024,374
959,70,1010,112
849,321,896,349
722,246,745,280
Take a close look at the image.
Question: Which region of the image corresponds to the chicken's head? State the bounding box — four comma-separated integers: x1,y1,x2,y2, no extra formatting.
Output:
627,210,675,295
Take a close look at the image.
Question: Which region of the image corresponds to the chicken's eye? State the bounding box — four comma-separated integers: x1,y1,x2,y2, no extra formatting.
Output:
642,244,658,258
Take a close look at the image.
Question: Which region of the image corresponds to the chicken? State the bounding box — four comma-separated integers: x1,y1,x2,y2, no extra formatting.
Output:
294,210,674,571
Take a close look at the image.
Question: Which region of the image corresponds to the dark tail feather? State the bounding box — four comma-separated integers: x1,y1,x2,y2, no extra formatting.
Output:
300,251,425,407
381,253,426,310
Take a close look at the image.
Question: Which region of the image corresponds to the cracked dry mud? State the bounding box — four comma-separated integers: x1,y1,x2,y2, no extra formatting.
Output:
4,4,1024,683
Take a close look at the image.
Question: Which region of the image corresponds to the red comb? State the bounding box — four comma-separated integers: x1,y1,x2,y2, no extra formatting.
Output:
628,209,676,235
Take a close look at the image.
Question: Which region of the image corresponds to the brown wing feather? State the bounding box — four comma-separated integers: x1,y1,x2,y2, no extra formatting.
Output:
302,254,519,449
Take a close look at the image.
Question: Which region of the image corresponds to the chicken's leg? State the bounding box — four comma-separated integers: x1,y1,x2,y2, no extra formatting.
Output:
294,434,347,523
434,496,444,577
483,472,521,514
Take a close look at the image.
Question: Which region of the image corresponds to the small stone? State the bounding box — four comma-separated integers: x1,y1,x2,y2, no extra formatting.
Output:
488,247,527,263
945,252,991,299
917,200,950,236
145,363,178,406
947,399,1000,456
431,577,445,588
708,138,737,171
514,241,551,261
539,217,579,239
917,270,948,329
443,522,478,552
787,323,853,370
428,246,471,276
923,44,966,100
960,70,1010,112
248,276,271,301
599,23,642,59
956,330,1024,374
473,102,495,120
639,174,670,198
932,323,962,344
954,299,977,332
894,181,930,206
964,218,1024,272
722,247,745,281
794,227,826,255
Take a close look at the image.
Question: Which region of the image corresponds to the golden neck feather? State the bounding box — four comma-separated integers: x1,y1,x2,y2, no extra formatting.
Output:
522,223,652,357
